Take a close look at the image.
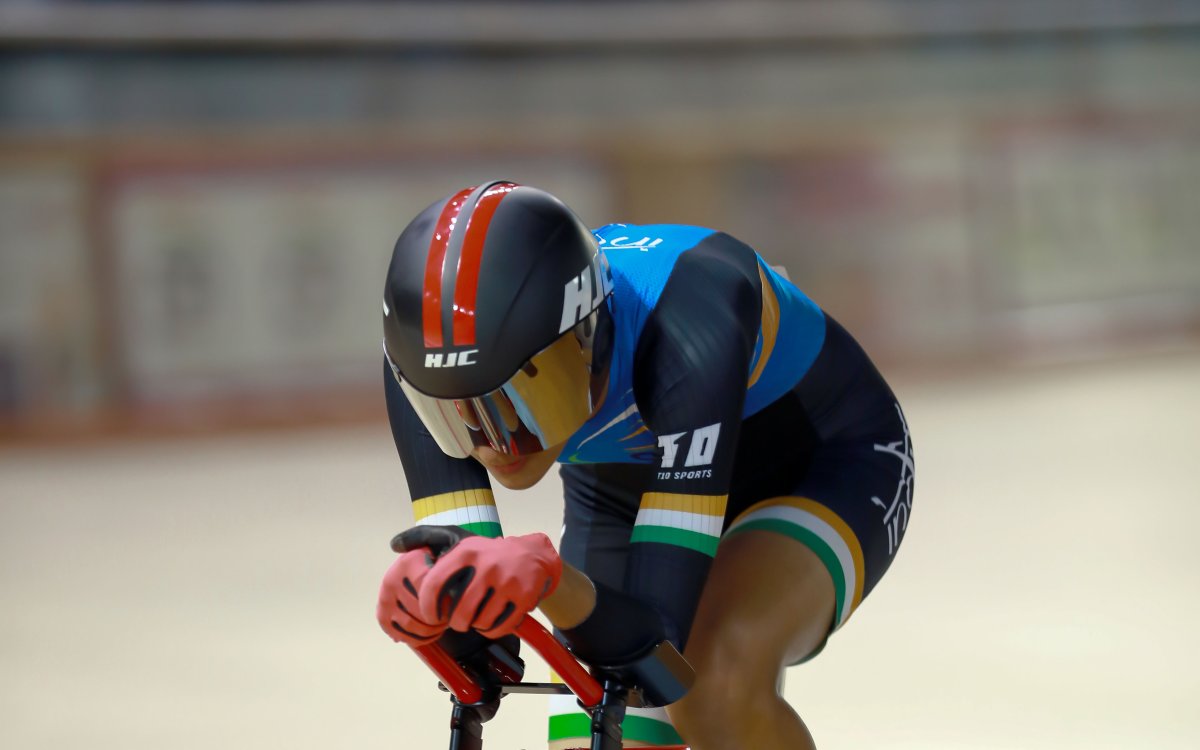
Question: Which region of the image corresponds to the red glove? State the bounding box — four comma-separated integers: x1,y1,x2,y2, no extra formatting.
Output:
376,548,447,646
402,531,562,639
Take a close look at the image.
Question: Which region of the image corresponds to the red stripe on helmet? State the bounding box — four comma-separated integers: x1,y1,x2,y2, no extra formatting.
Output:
422,187,474,348
452,182,517,346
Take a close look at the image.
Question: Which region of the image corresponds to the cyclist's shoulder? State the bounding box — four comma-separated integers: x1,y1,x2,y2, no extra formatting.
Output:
593,223,764,285
592,222,719,251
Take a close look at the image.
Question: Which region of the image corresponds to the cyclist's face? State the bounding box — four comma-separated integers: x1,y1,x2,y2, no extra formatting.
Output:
473,440,565,490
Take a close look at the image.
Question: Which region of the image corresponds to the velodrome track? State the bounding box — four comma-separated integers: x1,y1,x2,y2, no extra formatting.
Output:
3,351,1198,749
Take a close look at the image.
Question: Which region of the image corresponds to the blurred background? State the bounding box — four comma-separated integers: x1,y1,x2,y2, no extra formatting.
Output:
2,1,1198,748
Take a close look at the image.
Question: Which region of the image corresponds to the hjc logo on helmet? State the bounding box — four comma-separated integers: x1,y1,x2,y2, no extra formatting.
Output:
559,252,614,334
424,350,479,368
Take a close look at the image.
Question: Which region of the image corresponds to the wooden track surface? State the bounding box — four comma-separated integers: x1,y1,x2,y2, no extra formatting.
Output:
3,352,1198,749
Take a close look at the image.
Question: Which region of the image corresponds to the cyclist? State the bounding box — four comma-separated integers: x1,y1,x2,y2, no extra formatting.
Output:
376,181,914,750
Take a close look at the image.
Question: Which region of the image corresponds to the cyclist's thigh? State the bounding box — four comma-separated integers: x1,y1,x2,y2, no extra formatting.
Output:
690,524,836,671
724,417,915,660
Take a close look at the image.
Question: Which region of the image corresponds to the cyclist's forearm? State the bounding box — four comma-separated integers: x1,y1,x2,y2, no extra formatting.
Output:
538,562,596,630
541,566,667,664
540,563,692,706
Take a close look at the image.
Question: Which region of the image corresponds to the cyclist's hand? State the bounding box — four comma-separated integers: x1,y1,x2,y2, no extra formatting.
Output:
416,533,563,639
376,548,447,646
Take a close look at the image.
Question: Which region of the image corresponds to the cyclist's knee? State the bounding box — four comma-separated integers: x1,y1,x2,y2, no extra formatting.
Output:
686,604,785,682
667,653,776,743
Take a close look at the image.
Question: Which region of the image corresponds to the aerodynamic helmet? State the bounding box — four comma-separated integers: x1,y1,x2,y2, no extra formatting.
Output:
382,181,613,458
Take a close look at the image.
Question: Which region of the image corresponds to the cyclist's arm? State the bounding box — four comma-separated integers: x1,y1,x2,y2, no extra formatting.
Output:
383,357,504,537
623,236,760,649
550,234,762,656
539,562,596,628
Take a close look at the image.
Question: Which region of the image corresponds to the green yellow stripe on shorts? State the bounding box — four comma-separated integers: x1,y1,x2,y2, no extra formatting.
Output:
725,497,865,629
632,492,728,557
411,488,502,538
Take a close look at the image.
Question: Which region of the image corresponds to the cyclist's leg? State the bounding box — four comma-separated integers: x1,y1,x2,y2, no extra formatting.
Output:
668,419,914,749
551,464,683,750
667,526,833,749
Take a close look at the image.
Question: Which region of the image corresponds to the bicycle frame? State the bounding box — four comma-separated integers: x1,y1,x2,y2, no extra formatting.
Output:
412,617,688,750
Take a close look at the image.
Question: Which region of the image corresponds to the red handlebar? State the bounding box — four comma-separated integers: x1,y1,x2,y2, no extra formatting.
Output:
413,641,483,704
412,616,604,707
515,617,604,706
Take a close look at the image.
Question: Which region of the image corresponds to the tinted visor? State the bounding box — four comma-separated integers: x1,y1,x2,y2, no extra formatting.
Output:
390,309,608,459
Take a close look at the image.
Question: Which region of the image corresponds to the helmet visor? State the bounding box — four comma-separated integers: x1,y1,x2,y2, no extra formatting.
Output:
390,312,606,459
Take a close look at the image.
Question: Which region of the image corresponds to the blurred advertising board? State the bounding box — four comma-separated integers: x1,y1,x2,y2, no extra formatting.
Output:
101,147,610,425
973,114,1200,360
0,162,99,420
725,112,1200,368
726,127,978,365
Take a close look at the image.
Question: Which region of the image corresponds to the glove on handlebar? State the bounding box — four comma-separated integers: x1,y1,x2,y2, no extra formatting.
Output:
376,548,446,645
414,532,563,638
389,525,563,640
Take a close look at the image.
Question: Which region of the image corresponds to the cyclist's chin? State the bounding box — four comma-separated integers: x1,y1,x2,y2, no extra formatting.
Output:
475,443,563,490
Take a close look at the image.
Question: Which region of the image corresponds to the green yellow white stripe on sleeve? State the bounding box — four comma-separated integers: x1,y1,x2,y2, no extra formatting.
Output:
630,492,727,557
411,488,502,538
725,497,865,629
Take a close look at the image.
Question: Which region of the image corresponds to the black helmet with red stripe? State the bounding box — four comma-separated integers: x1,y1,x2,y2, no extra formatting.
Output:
382,181,613,458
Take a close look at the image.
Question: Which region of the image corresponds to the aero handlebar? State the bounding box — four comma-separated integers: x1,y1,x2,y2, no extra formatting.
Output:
392,526,691,749
414,615,604,707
